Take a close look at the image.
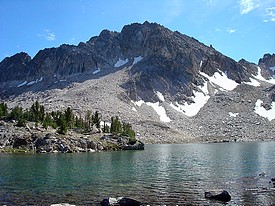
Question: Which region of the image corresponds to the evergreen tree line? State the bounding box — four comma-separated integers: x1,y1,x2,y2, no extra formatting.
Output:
0,101,135,138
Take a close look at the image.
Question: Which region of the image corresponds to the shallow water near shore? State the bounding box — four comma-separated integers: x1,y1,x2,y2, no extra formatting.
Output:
0,142,275,205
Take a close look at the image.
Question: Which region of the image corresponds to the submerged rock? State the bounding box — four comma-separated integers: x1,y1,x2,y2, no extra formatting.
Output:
205,190,231,202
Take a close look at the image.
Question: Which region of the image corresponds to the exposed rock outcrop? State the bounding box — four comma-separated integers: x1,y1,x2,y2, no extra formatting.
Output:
259,53,275,79
0,122,144,153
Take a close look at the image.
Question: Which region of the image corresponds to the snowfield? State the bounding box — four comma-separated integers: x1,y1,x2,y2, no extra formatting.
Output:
17,77,43,87
114,58,129,68
92,68,101,75
133,56,143,65
254,99,275,121
134,100,171,122
156,91,165,102
170,83,210,117
245,78,261,87
229,112,239,117
17,81,27,87
253,67,275,85
200,70,238,91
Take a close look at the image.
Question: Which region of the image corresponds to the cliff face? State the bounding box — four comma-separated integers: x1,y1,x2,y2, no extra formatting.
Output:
259,53,275,79
0,52,31,82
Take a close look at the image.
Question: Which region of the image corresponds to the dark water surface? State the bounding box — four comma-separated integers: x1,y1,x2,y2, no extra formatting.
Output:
1,142,275,205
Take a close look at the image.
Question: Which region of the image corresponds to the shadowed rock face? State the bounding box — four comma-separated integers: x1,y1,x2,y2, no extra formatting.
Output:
259,53,275,79
0,52,31,82
0,22,261,101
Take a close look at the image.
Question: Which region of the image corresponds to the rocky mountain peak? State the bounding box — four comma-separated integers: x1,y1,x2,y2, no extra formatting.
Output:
0,22,275,143
0,22,271,103
0,52,31,82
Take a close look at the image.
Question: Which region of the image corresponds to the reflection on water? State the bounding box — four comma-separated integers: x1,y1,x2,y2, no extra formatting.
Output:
0,142,275,205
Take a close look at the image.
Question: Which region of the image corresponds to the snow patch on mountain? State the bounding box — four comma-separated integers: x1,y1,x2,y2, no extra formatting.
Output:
146,102,171,122
199,60,203,68
200,70,238,91
229,112,239,117
133,56,143,65
93,68,101,75
135,100,145,107
170,83,210,117
17,81,27,87
17,77,44,87
156,91,165,102
27,80,36,86
245,78,261,87
115,58,129,68
134,99,170,122
254,99,275,121
253,67,275,85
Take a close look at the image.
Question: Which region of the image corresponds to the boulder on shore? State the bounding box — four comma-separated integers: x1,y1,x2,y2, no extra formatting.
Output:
205,190,231,202
100,197,142,206
122,141,145,150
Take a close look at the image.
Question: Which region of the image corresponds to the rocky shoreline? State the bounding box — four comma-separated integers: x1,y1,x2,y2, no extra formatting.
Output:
0,121,144,153
1,118,274,155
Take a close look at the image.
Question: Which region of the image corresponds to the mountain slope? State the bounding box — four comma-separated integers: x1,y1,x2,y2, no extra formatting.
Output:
0,22,274,143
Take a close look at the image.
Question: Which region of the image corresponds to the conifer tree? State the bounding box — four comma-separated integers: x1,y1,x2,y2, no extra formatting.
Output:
85,110,92,131
110,116,122,134
29,101,45,122
122,122,136,138
9,106,24,121
93,111,101,129
65,107,74,128
0,102,8,118
43,113,54,129
102,121,110,133
57,113,67,134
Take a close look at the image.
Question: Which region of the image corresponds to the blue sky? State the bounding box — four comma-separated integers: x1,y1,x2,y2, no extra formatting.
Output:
0,0,274,64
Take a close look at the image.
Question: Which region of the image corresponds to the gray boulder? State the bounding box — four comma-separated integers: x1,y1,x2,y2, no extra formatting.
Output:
122,141,145,150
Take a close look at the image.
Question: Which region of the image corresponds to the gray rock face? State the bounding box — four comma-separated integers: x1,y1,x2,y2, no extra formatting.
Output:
259,53,275,79
0,52,31,82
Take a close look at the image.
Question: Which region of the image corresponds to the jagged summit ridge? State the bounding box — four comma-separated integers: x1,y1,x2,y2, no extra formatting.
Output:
0,22,256,82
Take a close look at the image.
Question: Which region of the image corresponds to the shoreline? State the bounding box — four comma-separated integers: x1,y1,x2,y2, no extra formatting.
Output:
1,120,274,154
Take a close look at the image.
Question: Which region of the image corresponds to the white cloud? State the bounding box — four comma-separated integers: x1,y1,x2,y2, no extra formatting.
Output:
265,7,275,22
227,28,236,33
204,0,215,7
240,0,260,14
38,29,56,41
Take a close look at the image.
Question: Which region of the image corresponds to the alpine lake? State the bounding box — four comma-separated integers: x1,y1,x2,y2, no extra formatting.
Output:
0,141,275,205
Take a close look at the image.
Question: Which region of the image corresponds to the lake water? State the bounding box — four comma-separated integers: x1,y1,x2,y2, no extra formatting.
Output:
0,142,275,205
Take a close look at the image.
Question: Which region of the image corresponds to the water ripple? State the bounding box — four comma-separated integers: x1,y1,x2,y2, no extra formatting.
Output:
0,143,275,205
